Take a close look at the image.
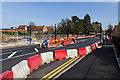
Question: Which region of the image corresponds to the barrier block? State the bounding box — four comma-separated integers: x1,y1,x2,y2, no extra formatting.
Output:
40,52,54,65
77,48,86,57
93,44,96,50
0,71,13,80
91,45,95,52
85,46,91,54
12,60,30,78
66,49,77,58
27,54,41,73
95,43,99,48
53,50,66,61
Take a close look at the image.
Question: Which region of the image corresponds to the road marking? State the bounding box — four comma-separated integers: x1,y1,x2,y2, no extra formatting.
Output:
40,57,76,80
34,48,39,52
7,51,17,58
0,51,13,55
46,57,79,80
7,50,22,58
0,52,36,61
54,55,86,79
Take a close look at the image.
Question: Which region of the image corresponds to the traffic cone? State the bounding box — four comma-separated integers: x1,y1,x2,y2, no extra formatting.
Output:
47,43,50,48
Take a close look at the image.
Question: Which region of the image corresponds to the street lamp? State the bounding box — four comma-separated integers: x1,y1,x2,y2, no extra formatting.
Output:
99,23,102,45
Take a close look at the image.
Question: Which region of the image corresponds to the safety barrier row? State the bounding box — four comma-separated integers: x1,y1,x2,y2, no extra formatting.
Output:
0,41,100,79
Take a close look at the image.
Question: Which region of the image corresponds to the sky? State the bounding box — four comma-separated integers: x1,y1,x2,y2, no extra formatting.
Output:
118,2,120,22
2,2,118,30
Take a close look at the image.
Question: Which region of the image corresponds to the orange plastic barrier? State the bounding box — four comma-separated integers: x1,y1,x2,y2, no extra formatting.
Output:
53,50,66,61
0,71,13,80
91,45,95,52
27,54,41,72
77,48,86,57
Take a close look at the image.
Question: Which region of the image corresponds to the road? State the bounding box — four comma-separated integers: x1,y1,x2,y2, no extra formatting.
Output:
1,37,100,73
27,44,120,79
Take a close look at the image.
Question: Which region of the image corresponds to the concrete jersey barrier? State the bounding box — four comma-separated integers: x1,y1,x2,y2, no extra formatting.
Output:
40,51,54,65
66,49,78,58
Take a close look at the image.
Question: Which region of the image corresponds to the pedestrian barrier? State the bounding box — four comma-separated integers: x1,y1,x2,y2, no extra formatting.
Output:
40,52,54,65
91,45,95,52
0,71,13,80
85,46,91,54
78,48,86,57
66,49,78,58
27,54,41,73
53,50,66,61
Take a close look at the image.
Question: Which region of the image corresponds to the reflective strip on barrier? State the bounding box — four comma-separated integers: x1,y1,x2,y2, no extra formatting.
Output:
27,54,41,73
53,50,66,61
66,49,77,58
77,48,86,56
40,52,54,65
0,71,13,79
85,46,91,54
95,43,99,48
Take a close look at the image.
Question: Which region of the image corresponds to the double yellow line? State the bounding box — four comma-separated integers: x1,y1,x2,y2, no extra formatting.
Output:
40,57,79,80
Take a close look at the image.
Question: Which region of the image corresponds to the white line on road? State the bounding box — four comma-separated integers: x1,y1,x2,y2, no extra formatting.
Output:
0,51,36,61
7,50,22,58
34,48,39,52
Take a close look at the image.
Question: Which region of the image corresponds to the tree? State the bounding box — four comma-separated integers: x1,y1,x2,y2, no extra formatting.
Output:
83,14,94,35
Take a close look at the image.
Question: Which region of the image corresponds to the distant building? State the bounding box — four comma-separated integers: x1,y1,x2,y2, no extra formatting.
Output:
10,27,17,30
17,25,55,34
17,25,28,32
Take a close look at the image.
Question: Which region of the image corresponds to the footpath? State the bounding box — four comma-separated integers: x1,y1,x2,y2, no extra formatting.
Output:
58,43,120,79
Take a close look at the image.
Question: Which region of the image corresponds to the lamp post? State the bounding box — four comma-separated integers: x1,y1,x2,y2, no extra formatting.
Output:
99,23,102,45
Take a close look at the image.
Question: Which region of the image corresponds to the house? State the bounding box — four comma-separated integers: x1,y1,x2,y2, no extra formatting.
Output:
17,25,55,34
17,25,28,32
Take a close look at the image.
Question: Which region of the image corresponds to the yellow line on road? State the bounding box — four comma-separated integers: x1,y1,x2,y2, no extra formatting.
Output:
45,57,79,80
40,57,77,80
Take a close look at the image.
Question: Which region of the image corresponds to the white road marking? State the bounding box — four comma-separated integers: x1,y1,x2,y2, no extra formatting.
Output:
7,50,22,58
0,51,13,55
0,52,36,61
34,48,39,52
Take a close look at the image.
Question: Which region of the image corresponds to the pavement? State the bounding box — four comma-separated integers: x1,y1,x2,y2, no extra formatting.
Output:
58,44,120,79
1,37,100,73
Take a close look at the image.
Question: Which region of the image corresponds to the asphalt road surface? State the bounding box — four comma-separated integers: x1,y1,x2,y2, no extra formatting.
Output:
58,44,120,79
1,37,100,73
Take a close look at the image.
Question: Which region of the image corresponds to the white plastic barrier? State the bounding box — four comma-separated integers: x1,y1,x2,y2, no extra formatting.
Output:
95,43,99,48
66,49,78,58
12,60,30,78
40,52,54,65
93,44,96,50
85,46,91,55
